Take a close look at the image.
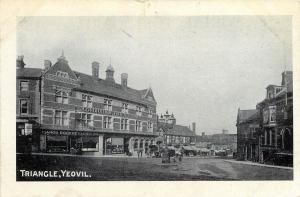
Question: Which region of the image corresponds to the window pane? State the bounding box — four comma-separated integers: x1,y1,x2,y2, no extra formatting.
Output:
20,100,28,114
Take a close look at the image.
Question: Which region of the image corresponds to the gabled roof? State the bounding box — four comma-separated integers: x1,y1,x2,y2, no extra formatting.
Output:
44,58,78,80
17,68,43,78
73,71,156,106
237,109,258,124
159,123,195,137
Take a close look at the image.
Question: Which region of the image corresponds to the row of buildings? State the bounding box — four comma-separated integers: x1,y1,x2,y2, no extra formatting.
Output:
236,71,293,166
16,53,196,157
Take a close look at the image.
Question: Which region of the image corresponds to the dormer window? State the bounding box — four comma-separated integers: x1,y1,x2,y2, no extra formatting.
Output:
56,71,69,79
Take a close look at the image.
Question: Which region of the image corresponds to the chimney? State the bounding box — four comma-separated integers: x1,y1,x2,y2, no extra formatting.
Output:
16,55,25,69
192,122,196,132
202,132,205,137
92,61,100,78
44,60,52,70
121,73,128,88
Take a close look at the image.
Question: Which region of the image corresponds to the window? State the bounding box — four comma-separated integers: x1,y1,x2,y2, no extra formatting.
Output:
121,118,128,130
62,111,68,126
148,108,153,118
20,99,28,114
82,137,98,151
56,71,69,78
104,99,112,111
135,120,141,131
80,113,93,128
104,116,112,129
134,139,138,149
54,110,68,126
122,103,128,114
136,106,142,116
55,90,68,104
82,94,92,108
148,122,153,132
269,106,276,123
20,81,29,91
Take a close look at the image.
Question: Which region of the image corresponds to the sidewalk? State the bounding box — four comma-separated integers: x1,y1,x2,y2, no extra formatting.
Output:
224,159,293,170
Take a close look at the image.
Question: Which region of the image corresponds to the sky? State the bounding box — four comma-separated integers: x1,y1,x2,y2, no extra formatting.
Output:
17,16,292,135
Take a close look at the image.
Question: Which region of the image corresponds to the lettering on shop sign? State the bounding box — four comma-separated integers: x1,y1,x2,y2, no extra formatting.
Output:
42,130,99,136
80,107,126,117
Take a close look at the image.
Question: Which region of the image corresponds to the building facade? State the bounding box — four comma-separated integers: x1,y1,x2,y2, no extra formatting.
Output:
157,111,196,146
16,54,158,156
236,109,260,161
256,71,293,165
236,71,293,166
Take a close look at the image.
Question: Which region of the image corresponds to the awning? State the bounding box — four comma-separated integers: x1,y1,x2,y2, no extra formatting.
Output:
167,146,176,150
199,148,210,152
182,146,194,151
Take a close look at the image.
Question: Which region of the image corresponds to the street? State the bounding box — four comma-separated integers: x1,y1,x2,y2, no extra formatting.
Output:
17,154,293,181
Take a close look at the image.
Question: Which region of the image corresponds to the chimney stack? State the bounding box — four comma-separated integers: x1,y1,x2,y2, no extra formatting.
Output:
192,122,196,133
202,132,205,137
121,73,128,88
44,60,52,70
16,55,25,69
92,61,100,78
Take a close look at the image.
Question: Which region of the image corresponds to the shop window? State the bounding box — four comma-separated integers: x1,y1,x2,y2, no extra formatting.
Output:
55,90,68,104
54,110,68,126
104,116,112,129
121,118,128,130
20,99,28,115
46,136,68,153
104,99,112,111
20,81,29,91
140,139,144,149
82,137,98,151
122,103,128,114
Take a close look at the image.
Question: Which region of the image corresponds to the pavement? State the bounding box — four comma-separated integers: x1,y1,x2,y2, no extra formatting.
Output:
16,153,293,181
224,159,293,170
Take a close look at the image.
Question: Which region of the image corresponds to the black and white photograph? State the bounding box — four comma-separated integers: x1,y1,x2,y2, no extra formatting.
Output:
15,15,293,181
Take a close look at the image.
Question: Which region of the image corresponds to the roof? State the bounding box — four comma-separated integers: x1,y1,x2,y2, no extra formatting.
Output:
74,71,156,105
160,123,195,137
237,109,258,124
17,68,43,78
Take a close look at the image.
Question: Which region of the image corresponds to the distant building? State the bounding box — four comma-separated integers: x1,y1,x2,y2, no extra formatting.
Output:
158,111,196,146
195,131,237,154
236,109,260,161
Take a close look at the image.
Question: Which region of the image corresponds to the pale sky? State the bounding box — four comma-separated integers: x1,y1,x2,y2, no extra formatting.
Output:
17,16,292,135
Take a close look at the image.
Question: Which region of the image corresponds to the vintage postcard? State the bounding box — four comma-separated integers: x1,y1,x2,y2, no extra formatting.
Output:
1,0,300,197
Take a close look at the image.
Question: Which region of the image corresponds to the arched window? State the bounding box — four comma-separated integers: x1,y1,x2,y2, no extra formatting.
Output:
134,139,138,149
140,139,144,149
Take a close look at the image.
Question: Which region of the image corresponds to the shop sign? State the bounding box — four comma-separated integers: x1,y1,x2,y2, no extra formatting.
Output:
80,107,127,117
42,130,99,136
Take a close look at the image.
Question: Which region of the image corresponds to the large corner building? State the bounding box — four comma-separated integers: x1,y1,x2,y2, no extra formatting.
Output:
17,54,158,156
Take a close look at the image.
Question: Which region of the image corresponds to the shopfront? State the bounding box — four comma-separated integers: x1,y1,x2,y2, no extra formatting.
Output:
41,130,103,155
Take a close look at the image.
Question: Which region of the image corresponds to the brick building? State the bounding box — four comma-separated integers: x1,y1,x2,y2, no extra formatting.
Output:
236,109,259,161
236,71,293,166
16,53,158,156
157,111,196,146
